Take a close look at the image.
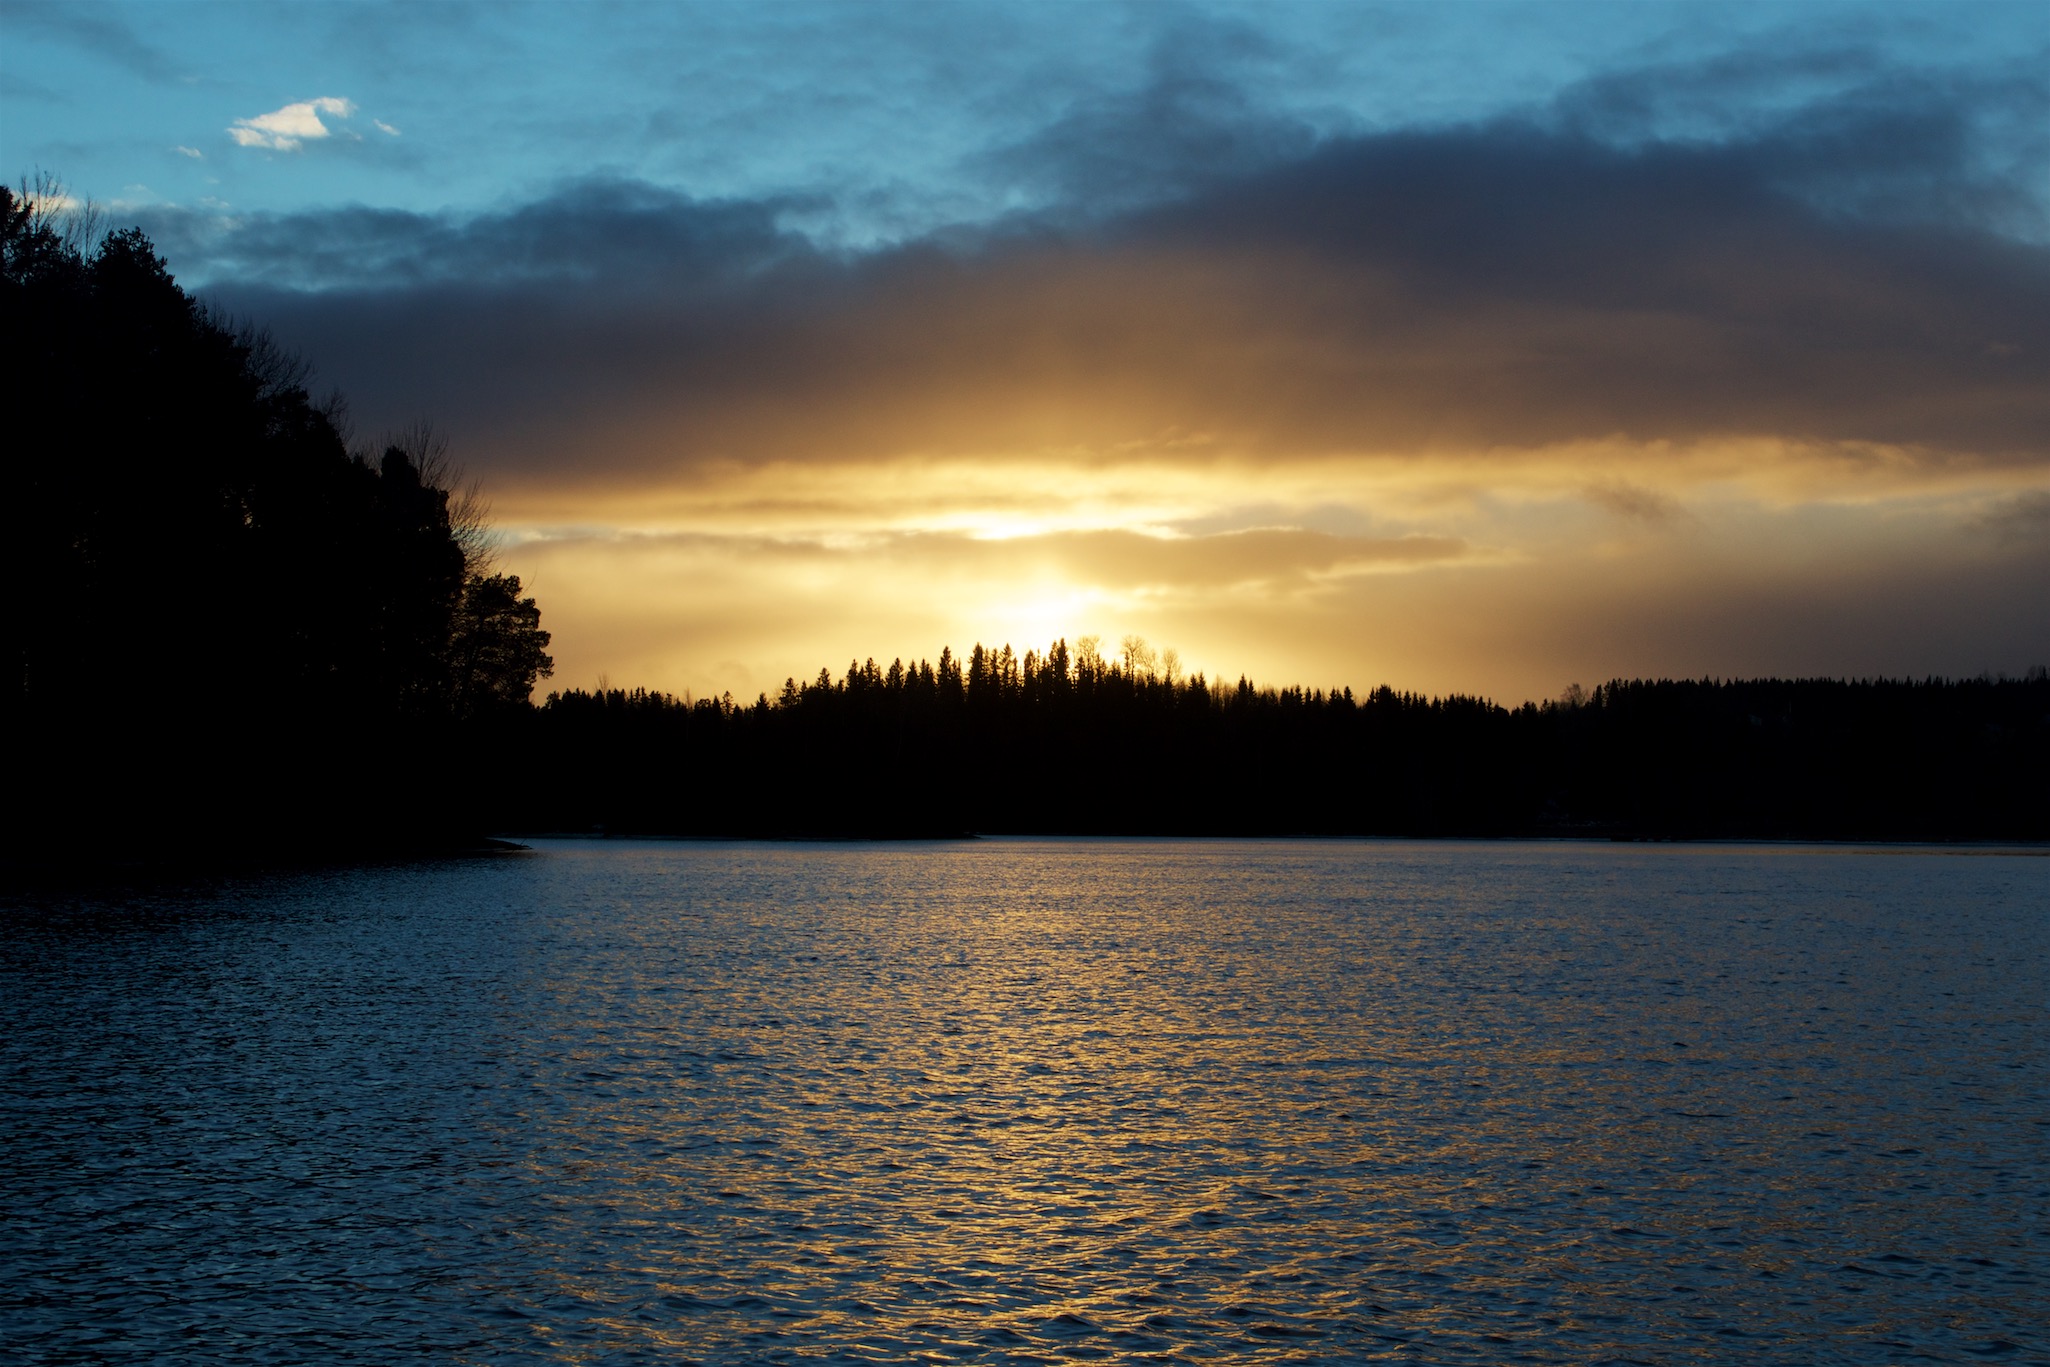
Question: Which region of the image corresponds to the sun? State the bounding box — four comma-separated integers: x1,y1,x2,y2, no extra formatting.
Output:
966,581,1105,653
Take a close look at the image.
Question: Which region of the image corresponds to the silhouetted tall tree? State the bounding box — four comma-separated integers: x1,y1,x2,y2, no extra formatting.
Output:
3,182,551,858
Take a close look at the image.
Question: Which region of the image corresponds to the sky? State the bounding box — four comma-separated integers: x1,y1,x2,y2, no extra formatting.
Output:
6,0,2048,704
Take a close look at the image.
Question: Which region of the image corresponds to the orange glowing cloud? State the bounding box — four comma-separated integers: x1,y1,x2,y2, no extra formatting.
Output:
160,75,2048,700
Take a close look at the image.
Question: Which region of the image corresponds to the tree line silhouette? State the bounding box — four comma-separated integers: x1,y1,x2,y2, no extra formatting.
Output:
6,178,2044,858
4,182,551,858
502,647,2049,840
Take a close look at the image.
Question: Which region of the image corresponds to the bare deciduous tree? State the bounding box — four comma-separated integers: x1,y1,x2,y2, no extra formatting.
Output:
1121,634,1158,679
381,420,496,576
1074,635,1104,679
17,171,104,257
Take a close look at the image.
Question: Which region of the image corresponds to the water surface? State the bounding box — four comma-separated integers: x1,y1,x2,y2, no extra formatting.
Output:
3,839,2044,1363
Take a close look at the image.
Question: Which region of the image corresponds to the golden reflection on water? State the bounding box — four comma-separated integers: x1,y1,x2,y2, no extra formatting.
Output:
3,839,2041,1364
452,840,2049,1363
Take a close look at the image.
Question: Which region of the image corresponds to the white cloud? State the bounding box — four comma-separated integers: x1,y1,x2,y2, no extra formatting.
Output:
228,96,356,151
372,119,401,137
174,145,205,160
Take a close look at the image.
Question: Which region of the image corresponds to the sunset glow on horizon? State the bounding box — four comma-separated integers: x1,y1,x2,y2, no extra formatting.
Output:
8,1,2044,703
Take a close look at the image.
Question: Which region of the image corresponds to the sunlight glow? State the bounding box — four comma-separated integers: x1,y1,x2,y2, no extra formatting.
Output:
961,583,1104,657
492,428,2050,706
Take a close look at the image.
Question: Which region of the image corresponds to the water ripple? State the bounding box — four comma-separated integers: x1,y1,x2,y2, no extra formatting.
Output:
2,838,2045,1364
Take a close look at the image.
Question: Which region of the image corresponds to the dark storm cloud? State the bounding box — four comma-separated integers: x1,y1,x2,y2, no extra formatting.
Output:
1100,98,2050,454
167,55,2049,487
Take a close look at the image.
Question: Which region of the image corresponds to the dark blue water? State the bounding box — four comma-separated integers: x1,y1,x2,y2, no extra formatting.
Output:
3,839,2044,1364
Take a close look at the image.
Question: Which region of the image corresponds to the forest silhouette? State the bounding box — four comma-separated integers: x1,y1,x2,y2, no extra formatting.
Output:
4,183,551,859
515,656,2049,841
5,181,2045,859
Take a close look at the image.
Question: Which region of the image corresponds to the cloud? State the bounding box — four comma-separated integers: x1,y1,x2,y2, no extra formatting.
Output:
156,178,803,291
497,502,2050,704
1973,491,2050,543
228,97,358,151
1545,47,2050,236
1584,482,1683,523
132,43,2050,696
974,13,1321,219
0,69,67,102
372,119,401,137
0,0,185,82
177,81,2049,497
498,523,1475,696
918,527,1470,589
173,145,205,160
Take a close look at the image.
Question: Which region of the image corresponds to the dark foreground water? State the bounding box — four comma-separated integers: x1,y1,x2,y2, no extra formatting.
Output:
2,839,2045,1365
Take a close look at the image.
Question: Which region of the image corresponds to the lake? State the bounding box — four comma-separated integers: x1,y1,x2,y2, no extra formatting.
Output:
3,838,2044,1364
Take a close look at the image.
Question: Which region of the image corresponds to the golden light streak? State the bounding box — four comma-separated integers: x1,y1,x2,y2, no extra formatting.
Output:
478,429,2048,707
